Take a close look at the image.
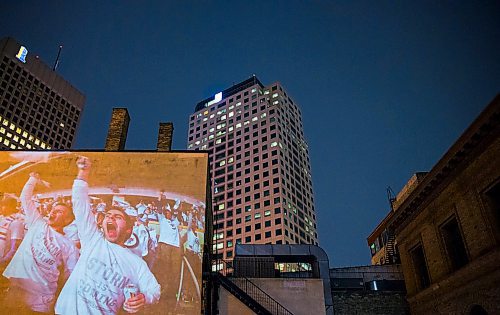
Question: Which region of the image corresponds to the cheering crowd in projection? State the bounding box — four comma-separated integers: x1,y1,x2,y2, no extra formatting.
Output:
0,156,206,314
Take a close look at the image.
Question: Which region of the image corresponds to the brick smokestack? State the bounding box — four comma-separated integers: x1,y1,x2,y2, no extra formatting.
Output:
156,122,174,151
105,108,130,151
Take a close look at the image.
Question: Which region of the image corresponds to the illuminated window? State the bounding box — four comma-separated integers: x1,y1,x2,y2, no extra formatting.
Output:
218,204,225,210
272,93,278,98
264,90,269,95
228,126,234,132
0,127,5,134
236,123,242,128
209,127,215,133
228,157,234,163
228,111,234,117
236,102,241,107
16,127,21,134
261,113,267,118
215,139,222,144
255,213,261,219
22,131,28,138
252,117,258,122
208,135,214,140
273,100,279,105
9,123,15,130
35,139,40,145
3,139,9,146
271,142,278,147
219,160,226,167
264,210,271,217
13,135,19,142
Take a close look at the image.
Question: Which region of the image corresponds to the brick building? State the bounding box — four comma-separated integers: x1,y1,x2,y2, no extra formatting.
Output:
369,94,500,314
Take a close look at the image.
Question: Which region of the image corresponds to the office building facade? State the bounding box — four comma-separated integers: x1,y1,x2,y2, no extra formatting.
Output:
0,37,85,150
187,76,317,261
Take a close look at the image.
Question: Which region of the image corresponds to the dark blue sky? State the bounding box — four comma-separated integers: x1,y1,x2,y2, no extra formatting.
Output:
2,1,499,266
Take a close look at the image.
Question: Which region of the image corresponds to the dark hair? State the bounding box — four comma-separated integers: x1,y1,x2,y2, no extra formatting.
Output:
106,208,134,238
53,202,75,223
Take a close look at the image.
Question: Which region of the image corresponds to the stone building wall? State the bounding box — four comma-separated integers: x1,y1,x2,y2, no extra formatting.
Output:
332,291,409,315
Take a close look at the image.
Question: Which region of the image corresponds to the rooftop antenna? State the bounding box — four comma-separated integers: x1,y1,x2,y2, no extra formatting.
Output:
53,45,63,71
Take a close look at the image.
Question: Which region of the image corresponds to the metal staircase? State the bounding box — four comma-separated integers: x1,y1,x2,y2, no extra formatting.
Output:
213,262,294,315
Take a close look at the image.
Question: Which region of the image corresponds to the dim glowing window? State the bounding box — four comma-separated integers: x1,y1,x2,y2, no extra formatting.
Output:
236,102,241,107
235,123,241,128
218,204,225,210
228,157,234,163
271,142,277,147
208,135,214,140
219,160,226,167
264,210,271,217
252,117,258,122
209,128,214,133
0,127,5,134
264,90,269,95
254,213,261,219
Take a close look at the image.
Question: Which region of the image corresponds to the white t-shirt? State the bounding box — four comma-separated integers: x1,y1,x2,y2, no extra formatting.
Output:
3,177,79,313
157,214,180,247
55,180,160,315
0,214,24,259
126,224,151,257
186,229,200,254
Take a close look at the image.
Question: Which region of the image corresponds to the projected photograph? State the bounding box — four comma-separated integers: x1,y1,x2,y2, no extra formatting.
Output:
0,151,208,315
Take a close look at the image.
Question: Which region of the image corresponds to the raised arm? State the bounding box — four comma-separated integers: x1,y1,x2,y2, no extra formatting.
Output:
20,173,49,225
71,156,99,244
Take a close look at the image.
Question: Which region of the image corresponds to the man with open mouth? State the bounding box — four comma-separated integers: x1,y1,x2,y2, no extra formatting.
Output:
3,172,79,313
55,156,161,315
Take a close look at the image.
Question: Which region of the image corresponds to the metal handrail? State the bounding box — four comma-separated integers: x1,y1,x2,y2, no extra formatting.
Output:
216,259,294,315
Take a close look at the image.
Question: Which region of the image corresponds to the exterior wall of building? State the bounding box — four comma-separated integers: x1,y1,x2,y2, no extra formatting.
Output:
333,291,409,315
248,278,326,315
187,77,317,262
0,37,85,150
393,97,500,314
218,286,256,315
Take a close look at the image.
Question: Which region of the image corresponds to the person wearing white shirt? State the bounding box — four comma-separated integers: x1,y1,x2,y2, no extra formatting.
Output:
55,156,160,315
153,201,183,312
3,173,79,313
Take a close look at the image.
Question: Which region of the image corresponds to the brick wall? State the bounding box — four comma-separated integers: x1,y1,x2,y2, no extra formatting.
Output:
332,291,409,315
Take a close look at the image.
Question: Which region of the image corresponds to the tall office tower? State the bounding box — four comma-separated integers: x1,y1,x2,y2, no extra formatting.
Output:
0,37,85,150
188,76,318,261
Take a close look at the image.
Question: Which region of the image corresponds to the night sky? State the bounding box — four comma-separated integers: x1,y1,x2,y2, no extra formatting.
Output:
1,1,499,266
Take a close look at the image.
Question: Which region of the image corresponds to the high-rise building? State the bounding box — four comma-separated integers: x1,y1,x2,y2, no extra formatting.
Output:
187,76,318,261
0,37,85,150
